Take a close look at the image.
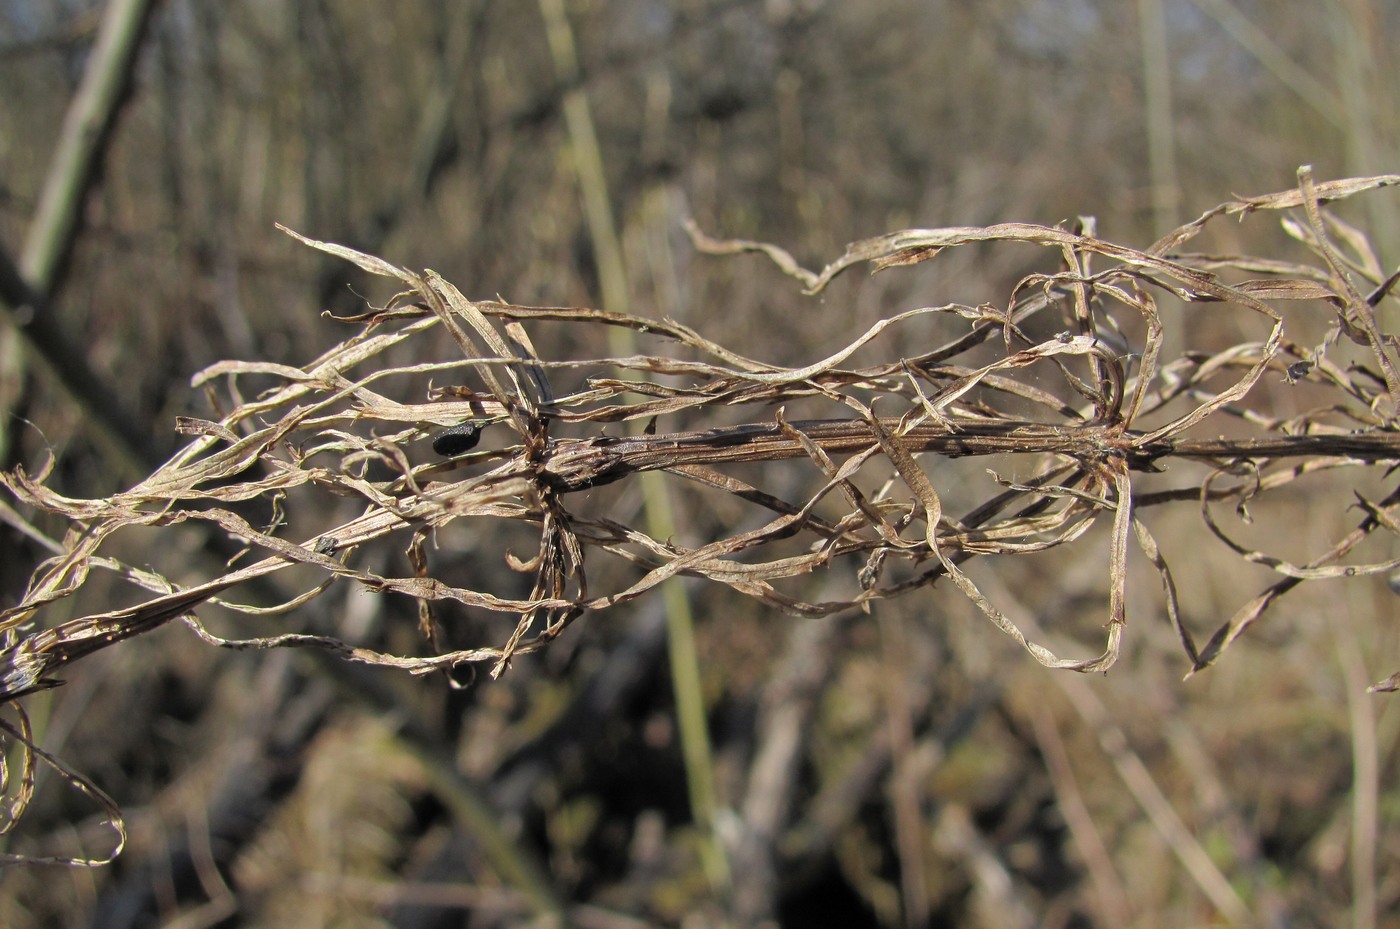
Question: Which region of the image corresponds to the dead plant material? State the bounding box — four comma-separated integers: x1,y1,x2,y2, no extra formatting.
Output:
3,167,1400,859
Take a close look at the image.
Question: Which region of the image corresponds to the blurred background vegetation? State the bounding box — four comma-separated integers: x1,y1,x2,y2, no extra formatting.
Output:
0,1,1397,927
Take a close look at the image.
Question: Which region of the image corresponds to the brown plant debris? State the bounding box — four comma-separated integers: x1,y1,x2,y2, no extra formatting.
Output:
3,168,1400,861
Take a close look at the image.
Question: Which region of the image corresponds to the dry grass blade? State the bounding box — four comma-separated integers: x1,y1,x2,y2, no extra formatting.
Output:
0,706,125,866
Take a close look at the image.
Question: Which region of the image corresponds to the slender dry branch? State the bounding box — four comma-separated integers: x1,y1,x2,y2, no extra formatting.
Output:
3,169,1400,860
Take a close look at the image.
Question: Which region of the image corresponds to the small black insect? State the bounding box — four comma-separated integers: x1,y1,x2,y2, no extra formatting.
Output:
432,422,483,456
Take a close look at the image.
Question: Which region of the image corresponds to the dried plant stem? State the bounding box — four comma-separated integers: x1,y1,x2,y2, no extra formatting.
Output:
4,171,1400,862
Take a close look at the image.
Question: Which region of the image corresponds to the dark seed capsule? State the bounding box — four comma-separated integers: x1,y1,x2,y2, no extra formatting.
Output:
432,422,482,456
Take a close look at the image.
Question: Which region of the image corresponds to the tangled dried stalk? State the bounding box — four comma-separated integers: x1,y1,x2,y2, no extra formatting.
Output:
2,168,1399,862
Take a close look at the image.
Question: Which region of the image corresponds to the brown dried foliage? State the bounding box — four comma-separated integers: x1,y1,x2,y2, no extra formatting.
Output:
2,168,1400,864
